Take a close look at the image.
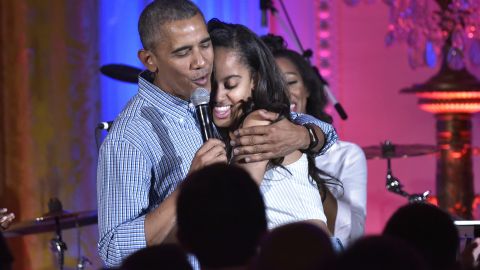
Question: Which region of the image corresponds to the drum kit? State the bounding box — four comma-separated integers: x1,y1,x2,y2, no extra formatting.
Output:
0,65,464,269
3,198,97,270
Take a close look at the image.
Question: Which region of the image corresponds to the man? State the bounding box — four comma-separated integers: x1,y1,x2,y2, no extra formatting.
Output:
97,0,337,267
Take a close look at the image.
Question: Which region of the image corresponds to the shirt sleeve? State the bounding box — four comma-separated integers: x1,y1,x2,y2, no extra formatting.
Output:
343,144,367,241
97,139,153,267
290,112,338,155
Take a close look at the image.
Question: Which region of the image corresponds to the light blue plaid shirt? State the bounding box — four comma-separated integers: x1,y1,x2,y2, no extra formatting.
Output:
97,73,338,267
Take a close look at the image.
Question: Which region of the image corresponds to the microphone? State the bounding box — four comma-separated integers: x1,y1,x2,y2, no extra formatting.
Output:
97,121,114,131
310,65,348,120
323,85,348,120
260,0,268,27
191,88,214,142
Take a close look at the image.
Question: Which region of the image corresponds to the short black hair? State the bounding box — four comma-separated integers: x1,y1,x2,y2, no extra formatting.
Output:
176,164,267,268
138,0,204,50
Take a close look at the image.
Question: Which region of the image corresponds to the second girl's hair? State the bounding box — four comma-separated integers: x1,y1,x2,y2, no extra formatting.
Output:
261,34,333,124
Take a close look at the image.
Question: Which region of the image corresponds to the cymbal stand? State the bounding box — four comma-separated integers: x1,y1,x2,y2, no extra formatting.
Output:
50,216,67,270
385,157,430,203
48,198,67,270
76,217,91,270
77,256,91,270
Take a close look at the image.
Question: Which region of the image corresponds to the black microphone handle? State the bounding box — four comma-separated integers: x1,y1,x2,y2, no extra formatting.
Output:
196,104,214,142
334,103,348,120
261,10,267,27
260,0,269,27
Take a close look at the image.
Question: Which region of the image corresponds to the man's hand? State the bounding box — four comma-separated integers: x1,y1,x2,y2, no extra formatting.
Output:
0,208,15,230
231,110,310,163
188,139,227,174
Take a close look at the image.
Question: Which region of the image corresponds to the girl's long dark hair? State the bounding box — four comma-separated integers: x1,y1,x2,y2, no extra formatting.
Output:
208,19,340,200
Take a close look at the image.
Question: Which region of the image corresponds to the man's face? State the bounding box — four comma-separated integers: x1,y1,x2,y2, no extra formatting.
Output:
145,13,213,100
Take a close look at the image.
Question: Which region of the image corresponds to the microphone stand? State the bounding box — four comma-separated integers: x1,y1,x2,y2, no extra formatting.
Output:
264,0,348,120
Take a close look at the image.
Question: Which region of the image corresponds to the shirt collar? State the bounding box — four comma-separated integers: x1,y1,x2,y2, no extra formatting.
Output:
138,71,195,119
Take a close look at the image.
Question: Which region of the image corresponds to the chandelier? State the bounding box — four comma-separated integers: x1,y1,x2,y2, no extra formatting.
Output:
344,0,480,70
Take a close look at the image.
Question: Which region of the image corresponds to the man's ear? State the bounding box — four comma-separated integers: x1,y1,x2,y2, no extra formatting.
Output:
138,49,158,72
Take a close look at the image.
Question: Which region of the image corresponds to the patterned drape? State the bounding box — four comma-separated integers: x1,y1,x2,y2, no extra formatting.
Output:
0,1,100,269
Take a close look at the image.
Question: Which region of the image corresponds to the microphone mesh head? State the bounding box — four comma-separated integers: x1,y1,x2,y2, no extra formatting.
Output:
191,88,210,106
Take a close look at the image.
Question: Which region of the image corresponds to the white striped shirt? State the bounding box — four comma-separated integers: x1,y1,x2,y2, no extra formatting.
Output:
97,73,338,267
261,153,327,229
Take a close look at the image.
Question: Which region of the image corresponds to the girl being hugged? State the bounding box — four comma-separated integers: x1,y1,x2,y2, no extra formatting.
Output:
208,19,341,237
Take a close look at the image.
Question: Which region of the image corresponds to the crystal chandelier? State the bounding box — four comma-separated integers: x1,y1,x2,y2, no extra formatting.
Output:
344,0,480,70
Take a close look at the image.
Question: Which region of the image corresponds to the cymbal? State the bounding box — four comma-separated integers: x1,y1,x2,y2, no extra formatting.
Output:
100,64,142,84
3,210,97,238
362,142,437,160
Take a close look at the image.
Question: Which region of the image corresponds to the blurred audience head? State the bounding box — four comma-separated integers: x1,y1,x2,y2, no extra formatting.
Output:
254,221,335,270
120,243,192,270
336,235,429,270
0,232,13,270
176,163,267,269
383,203,459,270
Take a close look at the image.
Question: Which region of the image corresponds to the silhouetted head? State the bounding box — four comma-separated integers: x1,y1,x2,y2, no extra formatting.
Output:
336,235,429,270
254,222,336,270
0,232,13,270
383,203,459,270
177,164,267,268
120,243,192,270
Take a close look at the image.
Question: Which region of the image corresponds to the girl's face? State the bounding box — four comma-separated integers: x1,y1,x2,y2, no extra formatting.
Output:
275,57,310,114
212,47,254,128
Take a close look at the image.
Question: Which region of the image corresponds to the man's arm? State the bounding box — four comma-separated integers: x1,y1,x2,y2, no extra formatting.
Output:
97,140,156,267
98,138,227,267
145,138,228,245
231,110,338,162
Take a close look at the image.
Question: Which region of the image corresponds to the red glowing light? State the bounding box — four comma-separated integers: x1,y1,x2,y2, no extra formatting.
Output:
419,103,480,113
427,196,438,206
450,151,463,158
425,195,480,217
416,92,480,99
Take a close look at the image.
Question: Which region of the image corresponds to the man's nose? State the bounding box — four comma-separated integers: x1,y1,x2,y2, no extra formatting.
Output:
191,49,206,69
